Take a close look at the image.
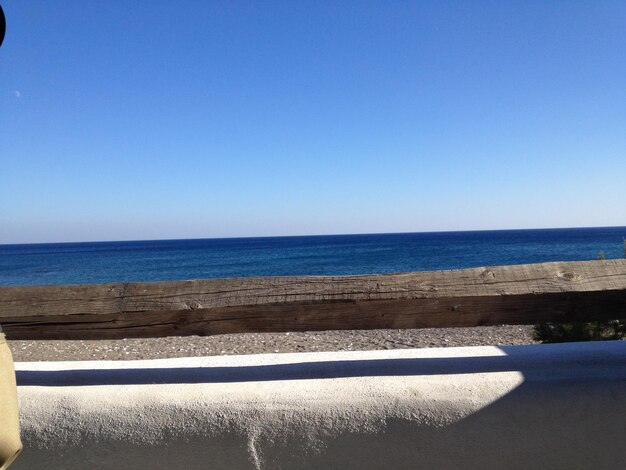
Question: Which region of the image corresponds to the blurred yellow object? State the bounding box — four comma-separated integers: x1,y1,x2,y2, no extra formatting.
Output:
0,332,21,470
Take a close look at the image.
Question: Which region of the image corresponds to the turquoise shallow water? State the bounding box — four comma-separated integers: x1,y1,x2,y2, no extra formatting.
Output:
0,227,624,286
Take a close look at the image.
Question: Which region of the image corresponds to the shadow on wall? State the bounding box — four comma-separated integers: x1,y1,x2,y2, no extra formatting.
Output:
320,343,626,470
15,342,626,470
14,342,626,386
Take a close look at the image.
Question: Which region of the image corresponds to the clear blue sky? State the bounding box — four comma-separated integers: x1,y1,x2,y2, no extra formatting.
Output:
1,1,625,243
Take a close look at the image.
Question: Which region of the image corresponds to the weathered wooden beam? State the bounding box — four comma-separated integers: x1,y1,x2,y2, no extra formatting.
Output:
0,260,625,340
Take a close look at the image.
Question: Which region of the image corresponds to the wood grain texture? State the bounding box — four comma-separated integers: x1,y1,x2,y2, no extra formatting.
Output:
1,260,625,340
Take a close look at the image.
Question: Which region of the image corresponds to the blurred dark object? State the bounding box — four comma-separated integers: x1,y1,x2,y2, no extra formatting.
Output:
533,319,626,343
0,5,6,48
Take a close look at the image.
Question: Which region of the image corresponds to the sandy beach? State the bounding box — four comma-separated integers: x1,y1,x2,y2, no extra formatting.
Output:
8,324,536,361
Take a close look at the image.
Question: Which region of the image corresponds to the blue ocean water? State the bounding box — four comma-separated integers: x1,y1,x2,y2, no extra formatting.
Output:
0,227,624,286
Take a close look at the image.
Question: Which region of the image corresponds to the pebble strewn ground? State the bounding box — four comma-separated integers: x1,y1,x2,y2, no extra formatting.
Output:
9,325,537,361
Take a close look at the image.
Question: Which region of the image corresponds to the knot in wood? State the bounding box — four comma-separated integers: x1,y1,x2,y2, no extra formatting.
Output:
480,268,496,279
558,271,580,282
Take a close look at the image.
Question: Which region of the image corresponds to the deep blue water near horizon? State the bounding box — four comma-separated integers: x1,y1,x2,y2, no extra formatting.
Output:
1,227,625,286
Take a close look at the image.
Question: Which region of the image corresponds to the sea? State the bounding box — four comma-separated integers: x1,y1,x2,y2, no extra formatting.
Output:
0,226,624,286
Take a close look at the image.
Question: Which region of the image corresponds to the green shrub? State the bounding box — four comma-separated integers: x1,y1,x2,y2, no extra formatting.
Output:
533,319,625,343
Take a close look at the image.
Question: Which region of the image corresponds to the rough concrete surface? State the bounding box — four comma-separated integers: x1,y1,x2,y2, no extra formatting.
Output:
13,342,626,470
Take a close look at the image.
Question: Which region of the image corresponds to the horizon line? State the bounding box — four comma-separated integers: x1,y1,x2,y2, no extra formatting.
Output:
2,224,625,247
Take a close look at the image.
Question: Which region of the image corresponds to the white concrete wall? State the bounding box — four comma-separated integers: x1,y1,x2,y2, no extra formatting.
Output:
12,342,626,470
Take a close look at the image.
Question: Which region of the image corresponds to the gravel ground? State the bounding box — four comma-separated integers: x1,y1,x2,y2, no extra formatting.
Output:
8,325,537,361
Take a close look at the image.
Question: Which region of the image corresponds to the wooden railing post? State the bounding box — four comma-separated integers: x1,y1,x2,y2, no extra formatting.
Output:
1,260,625,340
